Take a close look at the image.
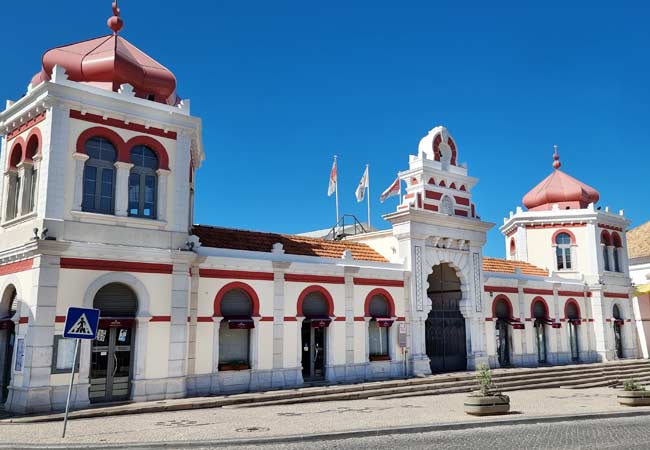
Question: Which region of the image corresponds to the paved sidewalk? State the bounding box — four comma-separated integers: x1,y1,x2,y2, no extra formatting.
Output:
0,386,649,448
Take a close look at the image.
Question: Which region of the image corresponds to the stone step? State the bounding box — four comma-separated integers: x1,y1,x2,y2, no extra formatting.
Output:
228,361,650,407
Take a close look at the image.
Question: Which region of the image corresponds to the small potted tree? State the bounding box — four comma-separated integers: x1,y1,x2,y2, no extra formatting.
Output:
618,379,650,407
464,364,510,416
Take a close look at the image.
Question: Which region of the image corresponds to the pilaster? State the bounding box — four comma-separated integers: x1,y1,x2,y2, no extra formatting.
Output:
114,161,134,217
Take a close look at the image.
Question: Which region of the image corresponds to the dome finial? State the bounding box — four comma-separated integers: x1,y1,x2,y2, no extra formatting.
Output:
552,144,561,169
107,0,124,34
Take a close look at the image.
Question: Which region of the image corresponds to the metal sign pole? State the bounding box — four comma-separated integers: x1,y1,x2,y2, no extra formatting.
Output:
62,338,80,438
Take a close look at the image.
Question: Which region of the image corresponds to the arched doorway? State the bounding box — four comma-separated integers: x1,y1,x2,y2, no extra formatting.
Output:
300,289,331,381
425,263,466,372
0,286,17,402
532,299,548,364
613,304,624,359
90,283,137,403
494,297,512,367
566,301,580,361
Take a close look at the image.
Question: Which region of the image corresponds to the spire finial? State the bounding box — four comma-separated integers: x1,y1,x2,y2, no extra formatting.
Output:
107,1,124,34
552,144,561,169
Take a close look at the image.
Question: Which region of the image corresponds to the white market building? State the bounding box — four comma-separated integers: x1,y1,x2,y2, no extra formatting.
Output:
0,6,641,413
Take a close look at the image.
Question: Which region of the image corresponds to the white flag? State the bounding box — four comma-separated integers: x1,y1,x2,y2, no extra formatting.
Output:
380,176,401,203
355,165,368,202
327,158,337,197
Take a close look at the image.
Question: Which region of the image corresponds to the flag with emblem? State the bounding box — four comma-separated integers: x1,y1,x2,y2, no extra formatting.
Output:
355,165,369,202
380,176,401,203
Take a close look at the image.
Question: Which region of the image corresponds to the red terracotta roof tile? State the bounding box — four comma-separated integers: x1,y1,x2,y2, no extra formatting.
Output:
192,225,388,262
482,257,548,277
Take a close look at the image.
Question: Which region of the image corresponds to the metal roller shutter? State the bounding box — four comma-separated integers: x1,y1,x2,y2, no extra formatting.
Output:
93,283,138,317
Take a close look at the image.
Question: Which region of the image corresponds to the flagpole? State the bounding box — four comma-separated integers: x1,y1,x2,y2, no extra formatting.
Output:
334,155,339,224
366,164,371,229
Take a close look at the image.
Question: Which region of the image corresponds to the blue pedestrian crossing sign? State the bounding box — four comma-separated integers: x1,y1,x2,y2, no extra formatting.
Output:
63,307,100,340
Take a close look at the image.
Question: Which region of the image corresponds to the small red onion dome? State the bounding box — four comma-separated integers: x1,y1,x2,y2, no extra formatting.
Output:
29,2,178,105
522,146,600,211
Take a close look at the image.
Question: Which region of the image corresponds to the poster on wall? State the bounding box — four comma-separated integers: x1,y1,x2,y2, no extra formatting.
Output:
14,337,24,372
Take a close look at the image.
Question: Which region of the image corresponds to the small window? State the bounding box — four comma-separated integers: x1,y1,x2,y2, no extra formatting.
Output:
51,335,80,374
367,294,391,361
509,239,516,260
128,146,158,219
601,233,611,272
555,232,572,270
369,322,389,359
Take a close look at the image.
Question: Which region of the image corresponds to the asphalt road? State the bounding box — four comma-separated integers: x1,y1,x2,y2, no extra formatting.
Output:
169,415,650,450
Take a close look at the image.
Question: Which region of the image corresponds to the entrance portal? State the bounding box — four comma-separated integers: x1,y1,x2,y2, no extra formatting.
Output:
494,298,511,367
425,264,467,373
566,302,580,361
90,283,137,403
532,299,548,364
613,304,623,359
300,291,330,381
0,287,16,402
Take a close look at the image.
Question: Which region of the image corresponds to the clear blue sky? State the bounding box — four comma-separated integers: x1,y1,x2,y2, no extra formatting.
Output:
3,1,650,257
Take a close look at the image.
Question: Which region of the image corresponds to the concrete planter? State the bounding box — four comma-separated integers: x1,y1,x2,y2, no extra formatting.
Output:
618,390,650,407
464,394,510,416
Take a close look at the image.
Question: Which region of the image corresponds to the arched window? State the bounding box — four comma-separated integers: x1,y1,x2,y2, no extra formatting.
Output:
601,232,611,272
440,195,453,215
5,143,23,221
555,232,572,270
509,239,516,261
613,304,622,320
218,288,254,371
25,135,39,213
128,146,158,219
82,137,117,214
367,294,392,361
612,233,622,272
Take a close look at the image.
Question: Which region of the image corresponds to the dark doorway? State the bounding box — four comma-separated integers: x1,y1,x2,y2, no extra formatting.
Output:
613,304,623,359
90,283,137,403
566,302,580,361
301,322,326,381
0,287,17,402
425,264,467,372
300,291,330,381
494,298,511,367
532,300,547,364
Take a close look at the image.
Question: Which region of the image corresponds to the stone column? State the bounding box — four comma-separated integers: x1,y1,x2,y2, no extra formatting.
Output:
590,290,611,361
344,266,359,381
71,153,89,212
271,261,290,388
131,315,151,402
295,317,305,385
210,317,223,394
166,260,190,398
114,161,133,217
156,169,170,222
6,255,60,414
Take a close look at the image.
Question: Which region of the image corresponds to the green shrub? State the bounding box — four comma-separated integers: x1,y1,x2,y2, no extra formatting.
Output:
476,364,500,396
623,378,646,392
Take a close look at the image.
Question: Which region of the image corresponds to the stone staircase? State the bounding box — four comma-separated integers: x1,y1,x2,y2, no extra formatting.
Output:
227,359,650,408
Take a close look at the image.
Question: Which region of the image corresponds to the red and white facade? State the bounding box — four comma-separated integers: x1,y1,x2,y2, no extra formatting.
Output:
0,6,641,414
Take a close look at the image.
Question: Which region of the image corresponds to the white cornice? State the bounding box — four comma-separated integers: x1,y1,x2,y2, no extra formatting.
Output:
500,206,630,234
195,246,405,271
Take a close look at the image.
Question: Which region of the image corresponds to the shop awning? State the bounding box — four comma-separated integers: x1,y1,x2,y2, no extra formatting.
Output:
227,319,255,329
635,283,650,295
309,318,332,328
375,318,394,328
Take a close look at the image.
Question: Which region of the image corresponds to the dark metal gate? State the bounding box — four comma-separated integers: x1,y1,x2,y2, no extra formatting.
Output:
425,264,467,373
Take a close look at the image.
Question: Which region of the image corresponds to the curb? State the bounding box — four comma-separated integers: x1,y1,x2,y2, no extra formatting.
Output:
2,408,650,449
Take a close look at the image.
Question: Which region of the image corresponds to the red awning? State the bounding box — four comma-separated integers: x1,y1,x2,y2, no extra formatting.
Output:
375,318,394,328
228,319,255,329
99,318,135,328
310,318,332,328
